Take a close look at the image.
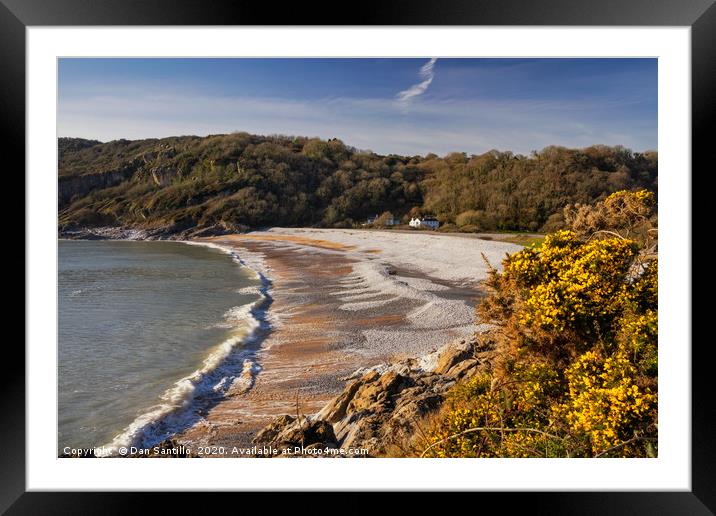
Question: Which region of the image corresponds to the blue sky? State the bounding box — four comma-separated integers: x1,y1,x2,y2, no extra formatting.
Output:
58,58,657,156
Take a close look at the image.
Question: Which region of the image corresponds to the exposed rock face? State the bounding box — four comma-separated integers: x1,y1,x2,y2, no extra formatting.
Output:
145,144,180,186
58,221,249,241
142,144,176,165
58,166,137,206
253,415,338,452
150,165,179,187
252,336,496,457
59,143,179,205
433,339,474,375
179,222,249,239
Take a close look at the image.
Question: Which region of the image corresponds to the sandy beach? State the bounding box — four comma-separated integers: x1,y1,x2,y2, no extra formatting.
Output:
174,228,522,450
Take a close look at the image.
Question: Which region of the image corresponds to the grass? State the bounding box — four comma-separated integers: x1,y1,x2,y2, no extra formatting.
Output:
492,233,546,248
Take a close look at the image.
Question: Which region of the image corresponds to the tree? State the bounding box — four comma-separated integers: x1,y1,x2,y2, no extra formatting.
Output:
373,211,395,227
58,135,657,235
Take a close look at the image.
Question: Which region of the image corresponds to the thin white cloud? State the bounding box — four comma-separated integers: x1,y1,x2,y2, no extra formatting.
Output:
396,58,438,103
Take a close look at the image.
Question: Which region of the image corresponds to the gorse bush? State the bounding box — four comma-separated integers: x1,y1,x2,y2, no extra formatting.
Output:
563,348,656,454
565,189,657,248
423,190,658,458
510,231,639,336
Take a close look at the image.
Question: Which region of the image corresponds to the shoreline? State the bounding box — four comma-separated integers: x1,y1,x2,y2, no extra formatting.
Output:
171,229,522,453
60,228,522,455
89,240,274,456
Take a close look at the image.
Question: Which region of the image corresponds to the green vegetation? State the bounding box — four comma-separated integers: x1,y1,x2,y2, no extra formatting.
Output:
490,234,546,247
58,133,657,234
421,190,657,458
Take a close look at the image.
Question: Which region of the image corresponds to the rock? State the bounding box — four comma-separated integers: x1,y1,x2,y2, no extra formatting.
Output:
58,165,137,206
253,414,296,444
150,166,179,187
444,358,481,379
253,416,337,449
58,221,251,242
180,222,249,239
281,419,337,447
347,371,411,413
318,378,363,423
433,339,473,375
252,336,494,457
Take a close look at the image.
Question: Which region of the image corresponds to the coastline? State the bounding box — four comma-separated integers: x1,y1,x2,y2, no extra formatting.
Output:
82,239,273,456
170,228,522,453
59,228,522,456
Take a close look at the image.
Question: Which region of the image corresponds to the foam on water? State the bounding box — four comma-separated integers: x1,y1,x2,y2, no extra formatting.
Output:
94,241,273,456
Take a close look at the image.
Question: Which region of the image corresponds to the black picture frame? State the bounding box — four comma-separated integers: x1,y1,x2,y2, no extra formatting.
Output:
4,0,712,513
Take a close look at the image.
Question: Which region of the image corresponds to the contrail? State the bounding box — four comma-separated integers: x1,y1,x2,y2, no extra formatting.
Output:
397,58,438,103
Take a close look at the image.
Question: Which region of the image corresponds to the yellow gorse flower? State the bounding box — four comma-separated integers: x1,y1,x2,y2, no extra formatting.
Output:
425,195,657,458
506,230,638,335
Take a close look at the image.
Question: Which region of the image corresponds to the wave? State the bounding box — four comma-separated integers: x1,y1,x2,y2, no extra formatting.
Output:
236,285,263,296
207,304,261,329
96,241,272,456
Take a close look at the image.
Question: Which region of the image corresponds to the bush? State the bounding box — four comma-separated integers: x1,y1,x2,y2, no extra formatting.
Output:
507,231,639,338
373,211,395,227
423,190,658,458
69,207,117,227
564,189,656,247
455,210,483,229
458,224,481,233
437,223,457,233
541,212,565,232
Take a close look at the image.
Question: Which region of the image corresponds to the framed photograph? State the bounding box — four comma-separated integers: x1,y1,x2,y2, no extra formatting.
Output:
6,0,712,511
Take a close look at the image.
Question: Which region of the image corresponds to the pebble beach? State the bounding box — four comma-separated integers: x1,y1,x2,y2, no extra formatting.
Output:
174,228,522,451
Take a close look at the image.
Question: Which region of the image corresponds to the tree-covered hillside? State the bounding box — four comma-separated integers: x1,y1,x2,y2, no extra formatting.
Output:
58,133,657,234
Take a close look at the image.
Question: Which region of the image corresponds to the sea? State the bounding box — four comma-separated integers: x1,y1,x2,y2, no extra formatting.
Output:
58,239,267,456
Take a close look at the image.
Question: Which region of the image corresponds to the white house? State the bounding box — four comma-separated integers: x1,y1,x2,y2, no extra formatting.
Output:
409,216,440,229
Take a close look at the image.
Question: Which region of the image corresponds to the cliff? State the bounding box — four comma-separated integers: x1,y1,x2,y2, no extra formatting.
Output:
59,166,137,205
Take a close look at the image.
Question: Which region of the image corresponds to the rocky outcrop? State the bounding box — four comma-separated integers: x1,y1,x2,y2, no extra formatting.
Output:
178,222,249,239
143,144,180,186
58,221,250,241
252,335,497,457
59,143,179,205
149,165,179,187
58,226,160,240
253,416,338,452
141,144,176,165
58,166,138,206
